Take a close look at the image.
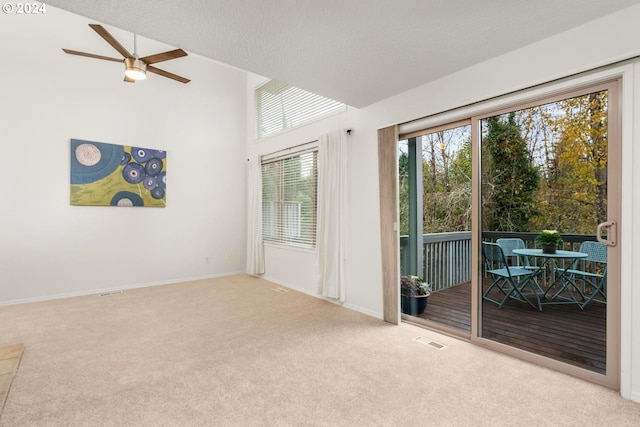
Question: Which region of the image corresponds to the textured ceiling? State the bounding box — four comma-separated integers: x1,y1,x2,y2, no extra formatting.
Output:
46,0,640,107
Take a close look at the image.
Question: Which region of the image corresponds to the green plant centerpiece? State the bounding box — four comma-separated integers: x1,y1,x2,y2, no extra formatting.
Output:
400,275,431,315
536,229,563,254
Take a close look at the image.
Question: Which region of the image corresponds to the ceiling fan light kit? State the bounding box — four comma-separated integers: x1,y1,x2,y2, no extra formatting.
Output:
63,24,190,84
124,57,147,80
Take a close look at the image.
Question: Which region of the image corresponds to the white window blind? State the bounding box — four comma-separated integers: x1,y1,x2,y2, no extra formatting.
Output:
255,80,345,139
262,147,318,248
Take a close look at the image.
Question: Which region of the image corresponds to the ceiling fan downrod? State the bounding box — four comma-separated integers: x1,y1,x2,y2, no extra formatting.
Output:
125,33,147,80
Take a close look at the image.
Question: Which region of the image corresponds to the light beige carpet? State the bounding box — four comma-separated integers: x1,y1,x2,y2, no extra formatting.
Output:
0,343,23,417
0,275,639,426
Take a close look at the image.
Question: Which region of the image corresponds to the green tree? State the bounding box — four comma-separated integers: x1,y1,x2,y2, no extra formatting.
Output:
447,137,472,231
398,150,410,235
421,127,472,233
482,113,539,231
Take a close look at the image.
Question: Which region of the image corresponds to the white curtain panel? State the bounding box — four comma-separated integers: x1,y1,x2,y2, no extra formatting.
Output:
316,130,347,302
246,155,265,275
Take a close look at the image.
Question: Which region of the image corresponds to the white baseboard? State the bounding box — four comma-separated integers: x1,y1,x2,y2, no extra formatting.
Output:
259,274,383,320
0,271,245,307
342,301,383,320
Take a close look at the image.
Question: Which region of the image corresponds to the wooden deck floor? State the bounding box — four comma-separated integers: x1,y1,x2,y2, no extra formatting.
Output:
411,281,607,374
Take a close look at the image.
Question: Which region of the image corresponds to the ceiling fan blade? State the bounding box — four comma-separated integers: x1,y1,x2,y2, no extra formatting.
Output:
62,49,124,63
147,65,191,84
139,49,187,65
88,23,131,58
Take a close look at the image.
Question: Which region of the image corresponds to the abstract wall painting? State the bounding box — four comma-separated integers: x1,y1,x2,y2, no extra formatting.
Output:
70,139,167,207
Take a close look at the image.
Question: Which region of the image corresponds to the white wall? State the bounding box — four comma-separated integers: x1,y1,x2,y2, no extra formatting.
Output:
246,74,381,317
0,7,248,303
247,5,640,401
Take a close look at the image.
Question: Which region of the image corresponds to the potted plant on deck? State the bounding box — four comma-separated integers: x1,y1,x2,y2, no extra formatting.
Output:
400,275,432,316
536,229,563,254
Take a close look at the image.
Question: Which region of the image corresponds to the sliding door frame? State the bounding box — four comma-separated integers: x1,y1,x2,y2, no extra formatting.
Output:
379,125,400,324
380,63,632,390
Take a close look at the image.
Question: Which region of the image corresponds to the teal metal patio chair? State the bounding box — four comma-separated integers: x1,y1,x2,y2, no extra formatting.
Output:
497,238,543,294
482,242,541,310
565,241,607,309
496,238,532,268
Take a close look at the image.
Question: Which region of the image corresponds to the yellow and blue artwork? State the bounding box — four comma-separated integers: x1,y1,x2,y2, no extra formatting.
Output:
70,139,166,207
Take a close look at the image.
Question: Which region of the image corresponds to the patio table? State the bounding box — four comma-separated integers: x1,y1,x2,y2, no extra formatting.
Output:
513,249,588,309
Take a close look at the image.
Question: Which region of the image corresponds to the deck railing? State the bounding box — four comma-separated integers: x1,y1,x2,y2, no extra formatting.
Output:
400,231,471,292
400,231,598,292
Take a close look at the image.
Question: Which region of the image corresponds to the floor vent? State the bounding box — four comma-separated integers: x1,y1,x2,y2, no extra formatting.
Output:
99,291,123,297
272,287,289,293
413,336,446,350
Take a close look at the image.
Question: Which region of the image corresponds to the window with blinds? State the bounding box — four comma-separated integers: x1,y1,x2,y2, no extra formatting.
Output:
255,80,345,139
262,147,318,248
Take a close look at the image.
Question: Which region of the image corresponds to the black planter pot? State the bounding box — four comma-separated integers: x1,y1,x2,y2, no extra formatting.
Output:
400,295,428,315
542,244,557,254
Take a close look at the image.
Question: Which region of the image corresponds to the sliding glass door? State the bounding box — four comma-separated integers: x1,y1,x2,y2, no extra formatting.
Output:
393,79,620,388
477,81,619,388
